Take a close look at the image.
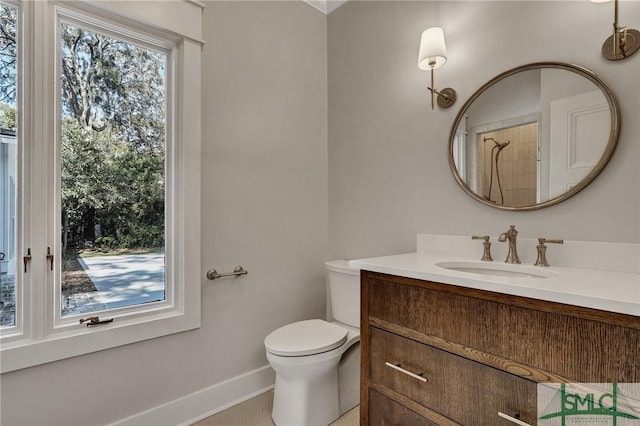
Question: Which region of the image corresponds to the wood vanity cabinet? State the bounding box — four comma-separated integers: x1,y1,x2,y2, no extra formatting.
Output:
360,270,640,425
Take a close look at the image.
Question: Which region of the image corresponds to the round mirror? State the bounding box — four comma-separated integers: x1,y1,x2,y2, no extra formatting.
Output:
448,62,620,211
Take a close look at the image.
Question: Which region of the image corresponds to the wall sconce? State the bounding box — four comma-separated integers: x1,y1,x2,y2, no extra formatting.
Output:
418,27,456,109
592,0,640,60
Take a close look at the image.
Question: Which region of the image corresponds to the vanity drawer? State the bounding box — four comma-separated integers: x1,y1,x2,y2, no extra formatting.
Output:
367,275,500,349
367,273,640,383
369,389,439,426
369,327,538,425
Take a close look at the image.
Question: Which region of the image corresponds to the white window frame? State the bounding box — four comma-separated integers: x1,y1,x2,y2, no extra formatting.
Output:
0,0,202,373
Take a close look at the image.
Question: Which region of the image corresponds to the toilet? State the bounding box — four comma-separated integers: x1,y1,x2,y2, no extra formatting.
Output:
264,260,360,426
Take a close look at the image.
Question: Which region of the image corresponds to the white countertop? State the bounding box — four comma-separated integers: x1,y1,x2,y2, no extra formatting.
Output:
349,252,640,317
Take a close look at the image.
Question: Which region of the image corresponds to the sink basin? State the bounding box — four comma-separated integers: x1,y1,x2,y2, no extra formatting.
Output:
436,261,557,279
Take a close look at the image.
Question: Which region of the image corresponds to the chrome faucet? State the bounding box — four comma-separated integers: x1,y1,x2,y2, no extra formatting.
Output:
498,225,521,264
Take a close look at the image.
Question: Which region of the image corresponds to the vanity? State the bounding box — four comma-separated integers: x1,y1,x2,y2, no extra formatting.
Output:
350,235,640,425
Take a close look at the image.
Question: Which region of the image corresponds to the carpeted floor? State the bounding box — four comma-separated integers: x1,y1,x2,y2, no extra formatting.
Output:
192,390,359,426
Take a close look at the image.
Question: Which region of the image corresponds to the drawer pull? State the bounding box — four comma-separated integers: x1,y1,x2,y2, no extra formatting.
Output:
384,362,427,383
498,412,531,426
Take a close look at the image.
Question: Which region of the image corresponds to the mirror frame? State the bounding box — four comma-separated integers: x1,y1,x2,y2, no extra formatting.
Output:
448,62,620,211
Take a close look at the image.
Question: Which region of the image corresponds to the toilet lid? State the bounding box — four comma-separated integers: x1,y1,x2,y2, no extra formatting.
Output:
264,319,348,356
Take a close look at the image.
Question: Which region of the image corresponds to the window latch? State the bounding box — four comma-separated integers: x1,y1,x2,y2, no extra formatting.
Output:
23,248,32,273
79,316,114,327
46,247,54,271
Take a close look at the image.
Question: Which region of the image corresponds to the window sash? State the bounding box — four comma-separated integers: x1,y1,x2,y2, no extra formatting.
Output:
0,0,27,341
52,9,174,327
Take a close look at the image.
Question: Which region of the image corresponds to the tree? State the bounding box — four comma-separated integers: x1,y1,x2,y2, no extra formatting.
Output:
0,102,15,129
60,22,166,149
1,10,167,252
0,4,16,105
1,5,17,131
61,119,165,251
59,24,166,250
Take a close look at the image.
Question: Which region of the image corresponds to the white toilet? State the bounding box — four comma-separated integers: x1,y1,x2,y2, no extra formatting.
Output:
264,260,360,426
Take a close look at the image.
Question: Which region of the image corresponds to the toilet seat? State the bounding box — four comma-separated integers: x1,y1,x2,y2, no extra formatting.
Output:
265,319,348,357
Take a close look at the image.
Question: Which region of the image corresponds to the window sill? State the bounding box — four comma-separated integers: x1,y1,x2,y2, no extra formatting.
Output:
1,305,200,373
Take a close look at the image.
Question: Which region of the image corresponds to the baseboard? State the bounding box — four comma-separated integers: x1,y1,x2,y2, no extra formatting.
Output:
110,365,275,426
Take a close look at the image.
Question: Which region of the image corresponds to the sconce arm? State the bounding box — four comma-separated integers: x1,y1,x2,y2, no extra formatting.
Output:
427,86,457,109
427,86,453,99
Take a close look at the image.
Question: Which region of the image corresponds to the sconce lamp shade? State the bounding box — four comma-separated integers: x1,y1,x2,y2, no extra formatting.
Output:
418,27,448,70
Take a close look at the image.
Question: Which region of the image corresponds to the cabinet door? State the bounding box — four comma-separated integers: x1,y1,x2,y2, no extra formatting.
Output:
369,327,538,425
369,389,439,426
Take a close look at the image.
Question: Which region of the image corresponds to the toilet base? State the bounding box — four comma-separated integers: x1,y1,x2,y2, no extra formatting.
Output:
338,340,360,416
269,350,342,426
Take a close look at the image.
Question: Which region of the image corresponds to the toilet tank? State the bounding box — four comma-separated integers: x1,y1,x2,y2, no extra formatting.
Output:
326,260,360,328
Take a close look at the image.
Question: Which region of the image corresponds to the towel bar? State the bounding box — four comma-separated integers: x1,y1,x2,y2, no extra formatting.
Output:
206,266,248,280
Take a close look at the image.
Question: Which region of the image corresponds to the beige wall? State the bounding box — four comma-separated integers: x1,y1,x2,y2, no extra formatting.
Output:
199,0,328,388
0,2,328,424
328,1,640,260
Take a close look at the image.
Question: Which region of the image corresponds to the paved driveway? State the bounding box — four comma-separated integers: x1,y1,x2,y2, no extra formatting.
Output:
74,253,165,312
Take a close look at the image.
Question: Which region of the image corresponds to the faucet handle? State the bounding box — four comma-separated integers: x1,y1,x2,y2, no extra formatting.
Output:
538,238,563,245
471,235,493,261
534,238,564,267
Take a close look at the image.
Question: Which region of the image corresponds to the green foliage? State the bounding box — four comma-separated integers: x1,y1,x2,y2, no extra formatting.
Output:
0,102,15,129
1,11,166,251
0,4,17,104
59,24,166,251
62,118,165,250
